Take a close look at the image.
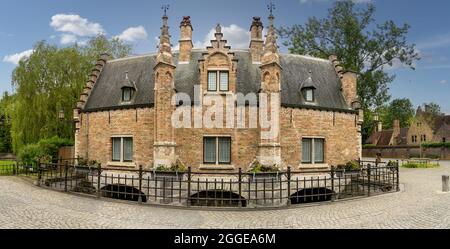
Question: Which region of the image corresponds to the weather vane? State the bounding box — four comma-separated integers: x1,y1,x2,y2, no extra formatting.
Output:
267,1,275,16
162,4,170,16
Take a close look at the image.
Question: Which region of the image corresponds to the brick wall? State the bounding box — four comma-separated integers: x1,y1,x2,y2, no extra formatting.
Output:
281,108,360,168
76,108,155,169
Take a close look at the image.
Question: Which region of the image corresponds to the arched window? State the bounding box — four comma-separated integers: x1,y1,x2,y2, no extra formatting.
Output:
302,87,315,102
122,87,134,102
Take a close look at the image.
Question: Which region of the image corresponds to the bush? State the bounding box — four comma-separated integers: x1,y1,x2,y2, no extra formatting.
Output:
248,160,279,173
336,161,360,171
422,142,450,149
18,144,44,166
402,162,440,169
155,159,186,172
18,136,73,165
362,144,377,149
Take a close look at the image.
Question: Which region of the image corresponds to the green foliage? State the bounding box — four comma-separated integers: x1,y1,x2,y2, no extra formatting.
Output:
336,161,360,171
402,162,440,169
18,143,44,166
156,159,186,172
6,35,132,153
0,92,13,152
422,142,450,149
378,98,415,129
362,144,377,149
248,160,279,173
423,102,442,116
278,0,419,141
77,158,100,167
17,136,73,165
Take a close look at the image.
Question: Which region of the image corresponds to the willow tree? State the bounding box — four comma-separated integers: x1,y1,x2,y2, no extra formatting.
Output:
8,35,131,153
278,1,420,139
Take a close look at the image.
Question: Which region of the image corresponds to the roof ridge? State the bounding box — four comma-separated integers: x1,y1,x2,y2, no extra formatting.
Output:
280,53,331,63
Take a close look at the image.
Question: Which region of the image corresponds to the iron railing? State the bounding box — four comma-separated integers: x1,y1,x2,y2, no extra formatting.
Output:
29,160,399,209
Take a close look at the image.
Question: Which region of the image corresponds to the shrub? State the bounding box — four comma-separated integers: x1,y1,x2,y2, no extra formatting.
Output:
402,162,440,169
362,144,377,149
155,159,186,172
18,144,44,166
422,142,450,149
248,160,279,173
18,136,74,165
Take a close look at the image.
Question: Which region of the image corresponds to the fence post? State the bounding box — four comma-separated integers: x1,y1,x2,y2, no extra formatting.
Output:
37,161,42,186
13,159,17,175
238,168,242,208
138,165,143,204
64,161,68,192
330,166,335,202
187,167,191,207
367,163,371,197
396,160,400,192
96,163,102,198
287,166,291,206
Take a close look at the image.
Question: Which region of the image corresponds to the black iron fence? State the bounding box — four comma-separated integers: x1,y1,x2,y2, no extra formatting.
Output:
26,160,400,209
0,161,39,176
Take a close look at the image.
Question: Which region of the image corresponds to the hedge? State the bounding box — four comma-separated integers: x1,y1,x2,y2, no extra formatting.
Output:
421,142,450,149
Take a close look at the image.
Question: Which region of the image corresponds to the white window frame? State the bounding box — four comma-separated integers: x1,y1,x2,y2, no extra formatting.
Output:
111,135,133,163
203,135,232,165
207,69,229,92
301,137,325,165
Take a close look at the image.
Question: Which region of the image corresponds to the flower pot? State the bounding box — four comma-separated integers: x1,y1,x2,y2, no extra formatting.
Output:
152,171,185,181
249,172,281,182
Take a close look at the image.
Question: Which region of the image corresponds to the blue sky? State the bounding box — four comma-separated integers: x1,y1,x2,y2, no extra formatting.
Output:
1,0,449,113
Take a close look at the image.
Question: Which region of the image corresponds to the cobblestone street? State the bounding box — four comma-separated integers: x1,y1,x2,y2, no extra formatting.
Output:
1,160,450,229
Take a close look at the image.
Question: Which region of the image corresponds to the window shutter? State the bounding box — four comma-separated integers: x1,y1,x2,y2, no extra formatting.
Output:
203,137,217,163
302,138,312,163
314,139,324,163
208,72,217,91
112,138,121,161
123,137,133,162
218,137,231,163
219,71,229,91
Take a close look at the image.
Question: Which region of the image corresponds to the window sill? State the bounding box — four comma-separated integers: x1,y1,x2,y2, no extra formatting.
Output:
107,161,136,168
298,163,329,170
204,91,233,96
199,164,235,170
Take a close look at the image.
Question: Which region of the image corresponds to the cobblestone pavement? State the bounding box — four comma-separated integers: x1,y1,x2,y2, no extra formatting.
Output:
1,160,450,229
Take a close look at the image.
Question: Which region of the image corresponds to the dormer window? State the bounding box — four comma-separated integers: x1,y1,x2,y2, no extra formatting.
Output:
303,88,314,102
208,70,229,92
300,70,316,103
120,71,136,103
122,87,134,102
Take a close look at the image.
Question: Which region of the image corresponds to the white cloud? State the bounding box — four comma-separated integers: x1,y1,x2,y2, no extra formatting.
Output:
417,33,450,50
114,26,148,43
440,80,448,84
50,13,104,44
193,24,250,49
3,49,34,65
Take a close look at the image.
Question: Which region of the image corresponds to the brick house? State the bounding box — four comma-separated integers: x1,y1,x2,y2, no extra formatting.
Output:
365,106,450,146
73,14,363,172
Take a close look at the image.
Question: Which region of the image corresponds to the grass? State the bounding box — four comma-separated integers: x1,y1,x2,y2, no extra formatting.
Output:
402,162,440,169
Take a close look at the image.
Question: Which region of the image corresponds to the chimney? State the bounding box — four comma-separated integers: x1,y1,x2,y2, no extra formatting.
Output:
329,55,357,107
377,121,383,133
249,17,263,64
392,119,400,140
179,16,193,63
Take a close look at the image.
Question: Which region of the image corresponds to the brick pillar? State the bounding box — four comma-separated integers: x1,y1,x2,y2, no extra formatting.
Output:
258,13,282,167
179,16,193,63
153,12,177,168
249,17,263,64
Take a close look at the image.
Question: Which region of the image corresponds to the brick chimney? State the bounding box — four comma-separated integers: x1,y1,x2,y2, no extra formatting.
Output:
249,17,263,64
179,16,193,63
329,55,357,108
392,119,400,144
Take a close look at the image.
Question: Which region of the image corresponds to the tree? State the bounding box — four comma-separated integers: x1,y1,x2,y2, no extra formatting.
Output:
423,102,442,116
7,35,132,153
0,92,13,152
278,1,420,140
379,98,415,129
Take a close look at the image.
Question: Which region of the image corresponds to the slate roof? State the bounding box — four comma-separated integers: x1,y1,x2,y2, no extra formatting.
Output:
83,49,351,112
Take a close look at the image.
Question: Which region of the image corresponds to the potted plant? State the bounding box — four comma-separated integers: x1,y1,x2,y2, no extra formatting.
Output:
152,159,186,181
75,160,99,174
335,161,360,177
248,160,281,182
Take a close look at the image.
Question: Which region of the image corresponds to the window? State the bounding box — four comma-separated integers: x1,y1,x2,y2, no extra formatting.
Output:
203,137,231,164
443,138,446,143
207,71,229,92
122,87,134,102
302,138,324,164
303,88,314,102
112,137,133,162
421,135,427,142
411,135,416,143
